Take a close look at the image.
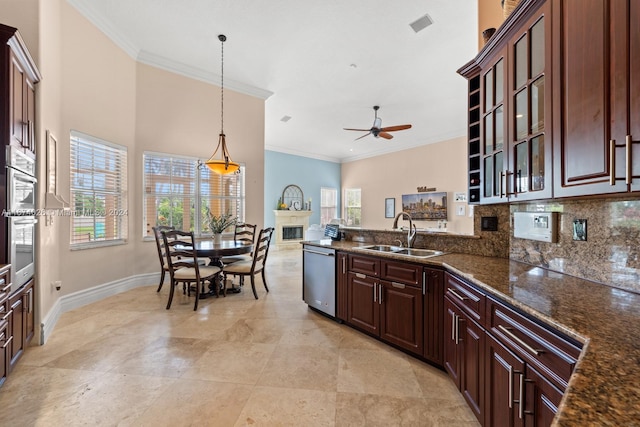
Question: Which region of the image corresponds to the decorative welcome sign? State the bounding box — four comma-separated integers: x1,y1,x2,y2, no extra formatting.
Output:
401,192,448,220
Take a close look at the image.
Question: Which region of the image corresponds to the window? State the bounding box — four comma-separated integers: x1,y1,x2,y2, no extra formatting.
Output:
143,152,244,237
320,187,337,226
344,188,361,226
70,131,128,248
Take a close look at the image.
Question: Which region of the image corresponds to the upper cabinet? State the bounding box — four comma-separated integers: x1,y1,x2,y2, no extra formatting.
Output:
461,0,552,204
460,0,639,204
1,24,41,160
552,0,640,196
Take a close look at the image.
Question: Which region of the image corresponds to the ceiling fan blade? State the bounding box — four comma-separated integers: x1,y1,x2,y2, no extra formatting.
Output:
380,124,412,132
353,132,371,141
378,132,394,140
344,127,371,132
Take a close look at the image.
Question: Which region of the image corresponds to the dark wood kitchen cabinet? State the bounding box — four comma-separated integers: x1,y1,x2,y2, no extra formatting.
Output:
8,278,34,373
346,255,424,356
444,273,486,424
1,23,40,159
0,265,10,387
423,267,445,365
553,0,640,196
336,252,348,322
485,296,582,427
460,0,553,204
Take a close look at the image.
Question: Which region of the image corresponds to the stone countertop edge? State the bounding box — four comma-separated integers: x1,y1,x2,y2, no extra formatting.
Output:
301,240,640,427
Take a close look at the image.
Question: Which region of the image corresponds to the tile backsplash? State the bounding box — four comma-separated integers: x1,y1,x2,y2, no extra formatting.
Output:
510,197,640,293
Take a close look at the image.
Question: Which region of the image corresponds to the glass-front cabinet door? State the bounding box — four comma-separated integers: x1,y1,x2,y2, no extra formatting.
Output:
481,52,507,204
507,3,552,201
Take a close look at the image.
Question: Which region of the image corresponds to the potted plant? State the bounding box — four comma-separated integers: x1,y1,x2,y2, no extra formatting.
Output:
203,208,237,244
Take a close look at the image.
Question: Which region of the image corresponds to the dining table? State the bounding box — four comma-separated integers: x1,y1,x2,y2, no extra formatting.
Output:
193,240,253,296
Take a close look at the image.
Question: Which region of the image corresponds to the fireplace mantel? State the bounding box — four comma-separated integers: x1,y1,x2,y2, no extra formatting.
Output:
273,210,312,250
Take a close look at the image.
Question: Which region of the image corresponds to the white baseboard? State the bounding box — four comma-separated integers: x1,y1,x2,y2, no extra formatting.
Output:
40,272,159,344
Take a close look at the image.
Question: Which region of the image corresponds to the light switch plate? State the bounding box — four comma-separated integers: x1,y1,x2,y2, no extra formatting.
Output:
456,205,465,216
513,212,558,243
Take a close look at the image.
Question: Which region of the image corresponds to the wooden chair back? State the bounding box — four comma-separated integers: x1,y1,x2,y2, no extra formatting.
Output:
251,227,274,273
152,225,175,270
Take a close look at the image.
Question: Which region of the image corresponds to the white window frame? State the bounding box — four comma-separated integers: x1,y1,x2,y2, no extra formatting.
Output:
70,130,128,249
344,188,362,227
320,187,337,226
142,151,245,239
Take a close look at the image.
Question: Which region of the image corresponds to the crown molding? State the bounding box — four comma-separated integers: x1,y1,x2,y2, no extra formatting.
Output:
137,50,273,100
66,0,140,59
265,145,342,164
66,0,273,100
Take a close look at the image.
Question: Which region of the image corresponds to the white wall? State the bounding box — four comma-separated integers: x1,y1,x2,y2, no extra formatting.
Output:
341,136,473,235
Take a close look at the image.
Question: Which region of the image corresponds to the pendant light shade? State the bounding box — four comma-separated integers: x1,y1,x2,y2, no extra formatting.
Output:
202,34,240,175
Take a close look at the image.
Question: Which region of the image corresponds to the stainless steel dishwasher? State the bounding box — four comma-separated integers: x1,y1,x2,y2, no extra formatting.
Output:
302,245,336,317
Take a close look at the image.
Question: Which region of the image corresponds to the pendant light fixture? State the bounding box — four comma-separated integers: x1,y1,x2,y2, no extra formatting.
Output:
201,34,240,174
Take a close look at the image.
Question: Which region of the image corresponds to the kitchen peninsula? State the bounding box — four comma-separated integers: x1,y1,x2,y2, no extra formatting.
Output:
302,237,640,427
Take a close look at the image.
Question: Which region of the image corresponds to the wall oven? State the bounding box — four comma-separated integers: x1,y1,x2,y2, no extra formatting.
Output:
6,147,36,292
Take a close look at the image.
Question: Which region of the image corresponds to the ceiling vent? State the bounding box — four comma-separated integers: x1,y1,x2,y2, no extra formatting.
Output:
409,13,433,33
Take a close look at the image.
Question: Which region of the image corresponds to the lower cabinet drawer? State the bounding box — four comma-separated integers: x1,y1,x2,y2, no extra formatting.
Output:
381,260,422,286
487,297,583,390
348,254,380,277
445,273,485,326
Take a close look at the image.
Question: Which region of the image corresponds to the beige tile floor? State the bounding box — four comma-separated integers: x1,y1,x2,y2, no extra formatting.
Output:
0,249,480,427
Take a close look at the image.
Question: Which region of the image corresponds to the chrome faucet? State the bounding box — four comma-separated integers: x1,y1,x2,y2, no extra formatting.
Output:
392,212,417,248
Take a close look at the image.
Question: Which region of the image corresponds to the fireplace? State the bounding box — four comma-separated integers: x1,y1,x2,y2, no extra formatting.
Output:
282,225,303,240
273,210,312,250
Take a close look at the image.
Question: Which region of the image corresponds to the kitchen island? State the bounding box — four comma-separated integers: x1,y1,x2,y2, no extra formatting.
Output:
303,239,640,427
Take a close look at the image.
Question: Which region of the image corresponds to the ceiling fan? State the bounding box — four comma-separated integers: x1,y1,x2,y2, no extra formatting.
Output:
344,106,412,141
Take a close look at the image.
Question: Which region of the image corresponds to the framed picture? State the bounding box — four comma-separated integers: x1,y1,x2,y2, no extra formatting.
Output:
401,192,448,220
46,130,57,194
385,198,395,218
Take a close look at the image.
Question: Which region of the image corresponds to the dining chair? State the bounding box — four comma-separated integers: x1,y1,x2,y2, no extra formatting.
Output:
152,225,174,292
220,223,257,264
222,227,274,299
153,225,208,293
162,229,223,311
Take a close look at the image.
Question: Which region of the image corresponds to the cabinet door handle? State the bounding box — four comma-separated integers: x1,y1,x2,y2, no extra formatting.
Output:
373,283,377,303
355,273,366,279
1,334,12,349
518,372,525,419
379,284,383,304
508,366,514,409
422,270,426,295
451,312,456,341
499,170,505,197
454,315,460,345
391,282,405,289
498,325,544,356
626,135,632,185
342,257,346,275
610,139,615,185
448,288,468,302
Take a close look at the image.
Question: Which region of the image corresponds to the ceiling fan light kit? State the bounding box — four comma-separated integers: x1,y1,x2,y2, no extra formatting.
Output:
344,105,412,141
201,34,240,175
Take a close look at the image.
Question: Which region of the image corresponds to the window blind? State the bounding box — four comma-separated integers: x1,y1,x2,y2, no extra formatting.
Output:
143,152,244,237
70,131,128,247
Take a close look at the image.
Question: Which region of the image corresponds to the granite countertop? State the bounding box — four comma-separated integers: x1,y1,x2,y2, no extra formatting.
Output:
302,240,640,426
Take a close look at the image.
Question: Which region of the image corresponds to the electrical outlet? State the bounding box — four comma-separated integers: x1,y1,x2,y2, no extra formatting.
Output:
572,219,587,241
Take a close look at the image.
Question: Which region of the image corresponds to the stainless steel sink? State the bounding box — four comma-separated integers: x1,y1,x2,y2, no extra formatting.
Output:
361,245,403,252
359,245,445,258
393,248,445,258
